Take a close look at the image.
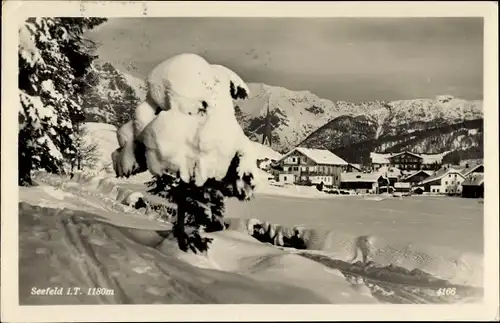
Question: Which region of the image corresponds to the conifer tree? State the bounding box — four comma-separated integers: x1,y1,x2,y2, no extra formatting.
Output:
146,152,255,253
72,123,100,171
18,17,107,185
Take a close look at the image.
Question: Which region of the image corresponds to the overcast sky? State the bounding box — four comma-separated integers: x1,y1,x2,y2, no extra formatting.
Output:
86,17,483,102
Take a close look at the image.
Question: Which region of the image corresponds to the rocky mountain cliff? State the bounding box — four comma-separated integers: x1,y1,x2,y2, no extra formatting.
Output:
237,85,483,163
300,97,483,164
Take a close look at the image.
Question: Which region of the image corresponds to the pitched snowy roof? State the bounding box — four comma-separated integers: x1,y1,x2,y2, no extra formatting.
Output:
418,167,466,185
349,163,362,171
401,170,433,181
462,173,484,186
250,140,283,161
341,172,386,183
387,151,423,160
376,166,402,178
420,152,449,164
370,152,392,164
462,164,484,177
370,151,449,165
281,147,348,165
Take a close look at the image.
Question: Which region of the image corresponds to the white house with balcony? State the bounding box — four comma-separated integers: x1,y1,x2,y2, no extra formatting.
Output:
276,147,348,187
418,167,466,194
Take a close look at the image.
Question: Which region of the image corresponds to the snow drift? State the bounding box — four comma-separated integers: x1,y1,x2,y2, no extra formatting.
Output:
224,217,483,290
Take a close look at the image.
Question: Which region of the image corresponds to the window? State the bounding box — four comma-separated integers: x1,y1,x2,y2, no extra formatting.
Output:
283,166,289,172
445,189,448,193
445,181,448,185
449,174,451,178
292,158,296,163
293,166,298,171
309,166,315,172
284,176,287,181
436,189,440,193
432,189,435,192
301,166,307,172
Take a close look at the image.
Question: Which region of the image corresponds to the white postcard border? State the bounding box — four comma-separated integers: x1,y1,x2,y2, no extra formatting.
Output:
2,1,498,322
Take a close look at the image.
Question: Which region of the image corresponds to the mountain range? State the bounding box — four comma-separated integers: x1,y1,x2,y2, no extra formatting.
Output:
236,85,483,164
84,62,483,165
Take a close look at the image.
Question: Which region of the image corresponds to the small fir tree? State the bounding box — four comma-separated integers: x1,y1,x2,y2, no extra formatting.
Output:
146,152,255,253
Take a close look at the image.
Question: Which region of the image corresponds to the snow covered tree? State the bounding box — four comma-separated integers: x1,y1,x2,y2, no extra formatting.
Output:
155,157,254,254
81,62,141,127
111,53,257,253
146,153,255,253
18,17,107,185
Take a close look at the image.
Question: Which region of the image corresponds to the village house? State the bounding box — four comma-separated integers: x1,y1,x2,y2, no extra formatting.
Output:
417,164,482,195
376,166,402,186
461,173,484,198
340,172,388,194
460,163,484,198
387,151,424,171
277,147,348,187
370,151,447,171
400,169,434,186
394,182,412,194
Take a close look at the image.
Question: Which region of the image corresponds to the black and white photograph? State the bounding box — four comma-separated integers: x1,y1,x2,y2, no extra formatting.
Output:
2,1,499,322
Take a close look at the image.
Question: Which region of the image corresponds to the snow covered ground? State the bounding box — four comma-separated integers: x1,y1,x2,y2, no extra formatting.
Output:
18,171,484,305
19,172,377,304
17,121,484,305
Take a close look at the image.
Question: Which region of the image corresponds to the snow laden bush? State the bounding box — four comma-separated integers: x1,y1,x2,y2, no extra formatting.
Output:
18,17,106,185
114,53,258,253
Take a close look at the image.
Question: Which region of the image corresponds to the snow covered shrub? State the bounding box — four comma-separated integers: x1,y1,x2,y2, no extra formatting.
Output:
18,17,107,185
108,53,257,253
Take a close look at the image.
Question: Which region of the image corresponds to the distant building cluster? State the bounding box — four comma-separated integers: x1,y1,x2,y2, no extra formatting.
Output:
370,151,447,171
260,147,484,198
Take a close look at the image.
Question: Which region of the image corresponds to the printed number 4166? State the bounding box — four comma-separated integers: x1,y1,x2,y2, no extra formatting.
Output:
436,287,456,296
